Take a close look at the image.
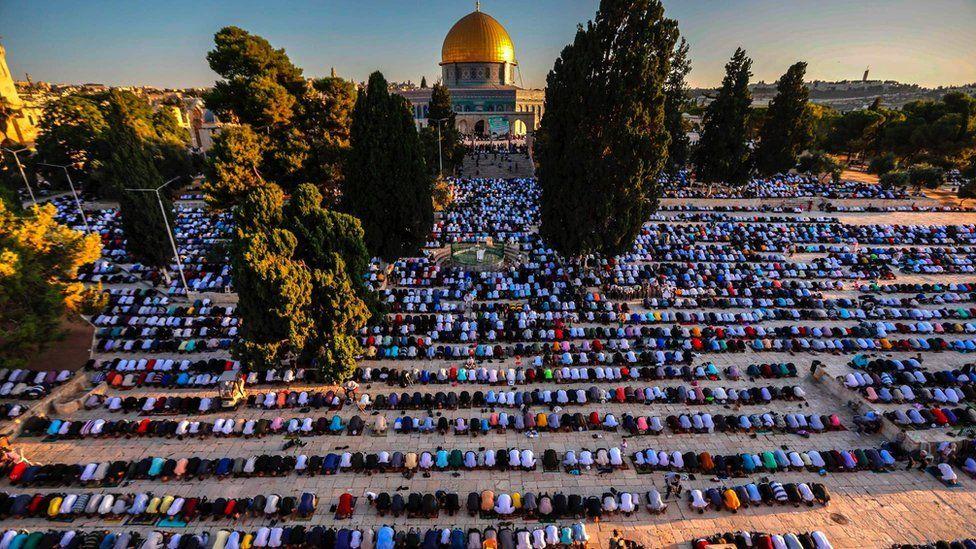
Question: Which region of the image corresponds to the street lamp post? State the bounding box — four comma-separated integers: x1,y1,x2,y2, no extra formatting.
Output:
429,117,451,177
38,162,91,234
1,147,36,205
124,177,190,297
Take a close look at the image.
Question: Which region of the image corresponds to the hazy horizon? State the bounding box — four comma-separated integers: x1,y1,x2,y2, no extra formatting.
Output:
1,0,974,90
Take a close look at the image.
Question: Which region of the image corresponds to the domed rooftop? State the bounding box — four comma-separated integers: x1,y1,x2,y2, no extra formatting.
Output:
440,8,516,66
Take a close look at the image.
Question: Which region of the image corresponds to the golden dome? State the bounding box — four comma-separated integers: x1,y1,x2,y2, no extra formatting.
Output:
441,10,517,65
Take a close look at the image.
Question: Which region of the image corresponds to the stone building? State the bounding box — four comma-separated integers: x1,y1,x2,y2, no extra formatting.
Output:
398,5,544,137
0,43,39,145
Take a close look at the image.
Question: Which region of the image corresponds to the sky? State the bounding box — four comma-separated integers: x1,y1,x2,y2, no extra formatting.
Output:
1,0,974,90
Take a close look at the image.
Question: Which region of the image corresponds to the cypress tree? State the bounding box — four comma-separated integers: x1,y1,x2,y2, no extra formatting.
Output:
694,47,753,186
345,71,433,261
284,183,370,380
535,0,678,257
421,83,462,176
664,37,692,174
231,184,314,368
101,91,175,269
755,61,813,175
286,183,370,302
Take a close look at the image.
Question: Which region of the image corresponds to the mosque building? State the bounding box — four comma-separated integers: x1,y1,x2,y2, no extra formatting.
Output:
398,4,544,137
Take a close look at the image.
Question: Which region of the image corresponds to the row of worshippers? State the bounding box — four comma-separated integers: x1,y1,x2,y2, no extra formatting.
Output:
686,480,830,513
89,358,310,389
359,327,976,361
0,369,72,400
662,172,905,199
4,447,627,487
361,384,806,411
862,282,976,295
632,446,899,474
894,539,976,549
362,309,895,344
352,363,742,387
691,530,833,549
844,370,976,404
43,408,839,445
886,406,976,430
131,522,594,549
0,491,316,522
79,382,807,420
390,410,840,436
24,414,366,440
362,489,664,520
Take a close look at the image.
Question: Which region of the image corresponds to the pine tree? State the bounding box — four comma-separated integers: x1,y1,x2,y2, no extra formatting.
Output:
420,76,428,88
663,37,691,174
694,48,754,186
535,0,678,257
204,27,355,195
754,62,813,175
203,125,267,209
299,76,357,200
231,183,314,368
101,91,176,269
345,71,433,261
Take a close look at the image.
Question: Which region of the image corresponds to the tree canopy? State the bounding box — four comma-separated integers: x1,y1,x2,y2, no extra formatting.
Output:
101,91,177,269
345,71,433,261
694,48,754,186
203,125,267,208
0,201,103,367
232,182,369,379
754,62,813,175
231,184,313,368
796,150,842,182
535,0,678,257
204,27,355,198
33,91,194,198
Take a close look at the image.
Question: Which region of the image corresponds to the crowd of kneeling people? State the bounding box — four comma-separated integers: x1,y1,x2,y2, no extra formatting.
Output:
348,480,828,520
691,530,833,549
0,491,316,522
4,447,633,487
23,409,841,440
0,524,597,549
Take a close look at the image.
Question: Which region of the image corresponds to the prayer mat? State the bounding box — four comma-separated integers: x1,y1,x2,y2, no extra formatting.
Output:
926,465,964,488
49,516,74,524
156,518,187,528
